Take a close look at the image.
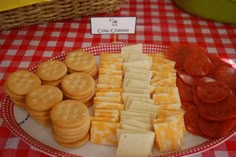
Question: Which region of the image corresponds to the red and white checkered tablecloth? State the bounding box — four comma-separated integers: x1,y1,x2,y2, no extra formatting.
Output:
0,0,236,157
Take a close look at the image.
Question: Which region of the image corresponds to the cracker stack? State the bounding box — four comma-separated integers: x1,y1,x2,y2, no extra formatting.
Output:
35,60,68,86
50,100,90,148
26,85,63,126
4,70,41,109
64,50,98,78
61,72,96,107
90,53,123,146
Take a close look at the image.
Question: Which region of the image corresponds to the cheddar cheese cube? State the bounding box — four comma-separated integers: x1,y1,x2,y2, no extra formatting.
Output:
90,121,120,146
153,121,183,152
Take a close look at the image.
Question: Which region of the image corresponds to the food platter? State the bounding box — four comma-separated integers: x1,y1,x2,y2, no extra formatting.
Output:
1,44,236,157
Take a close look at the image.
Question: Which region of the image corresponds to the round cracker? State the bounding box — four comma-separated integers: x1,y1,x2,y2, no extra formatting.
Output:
50,100,90,128
26,85,63,111
61,72,95,97
35,60,67,81
6,70,41,96
64,50,96,72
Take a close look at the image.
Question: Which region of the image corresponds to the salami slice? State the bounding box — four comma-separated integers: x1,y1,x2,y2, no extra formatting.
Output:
198,116,235,138
176,77,193,101
181,101,195,110
215,66,236,89
183,50,213,76
177,70,199,86
207,53,232,77
198,95,236,121
184,106,205,136
165,44,193,70
196,81,231,103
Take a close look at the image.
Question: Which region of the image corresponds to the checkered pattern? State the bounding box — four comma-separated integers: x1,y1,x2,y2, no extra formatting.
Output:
0,0,236,156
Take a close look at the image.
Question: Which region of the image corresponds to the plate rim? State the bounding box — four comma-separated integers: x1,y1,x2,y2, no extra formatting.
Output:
1,43,236,157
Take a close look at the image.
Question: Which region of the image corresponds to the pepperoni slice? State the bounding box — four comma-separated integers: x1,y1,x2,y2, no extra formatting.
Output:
196,81,231,103
184,106,205,136
166,44,193,70
207,53,232,77
215,66,236,89
183,50,213,76
176,77,193,101
198,95,236,121
177,70,199,86
181,101,195,110
192,91,203,107
198,116,235,138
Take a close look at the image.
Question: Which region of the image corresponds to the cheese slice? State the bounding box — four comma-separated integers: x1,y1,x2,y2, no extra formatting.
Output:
94,102,124,110
154,114,185,134
157,104,181,110
96,84,121,89
151,56,176,65
125,66,151,74
116,133,154,157
100,53,122,58
153,121,183,152
121,44,143,56
94,96,122,104
120,119,152,131
126,96,154,106
116,129,152,140
148,53,165,59
123,54,152,63
151,76,176,87
120,116,151,124
99,63,122,70
151,71,176,84
124,71,152,81
96,88,122,92
93,112,119,122
151,63,175,71
123,79,152,89
153,89,181,105
94,109,120,115
121,110,150,118
157,109,184,118
100,57,123,63
95,91,121,97
153,86,178,94
90,121,120,146
123,86,154,94
122,93,150,104
123,60,152,70
99,68,123,75
126,100,159,112
98,78,122,86
99,74,123,79
91,117,117,122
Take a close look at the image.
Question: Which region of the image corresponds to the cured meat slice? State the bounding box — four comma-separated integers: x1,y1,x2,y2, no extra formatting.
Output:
177,70,199,86
183,106,204,136
181,101,195,110
198,116,235,138
165,44,193,70
176,77,193,101
215,66,236,89
183,50,213,76
196,81,231,103
207,53,232,77
198,95,236,121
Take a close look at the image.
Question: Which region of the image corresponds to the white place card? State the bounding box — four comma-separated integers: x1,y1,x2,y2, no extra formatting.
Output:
90,17,136,34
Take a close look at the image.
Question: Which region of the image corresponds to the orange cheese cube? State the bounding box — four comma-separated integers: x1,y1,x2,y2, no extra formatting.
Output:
153,121,183,152
90,121,120,146
94,102,124,110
